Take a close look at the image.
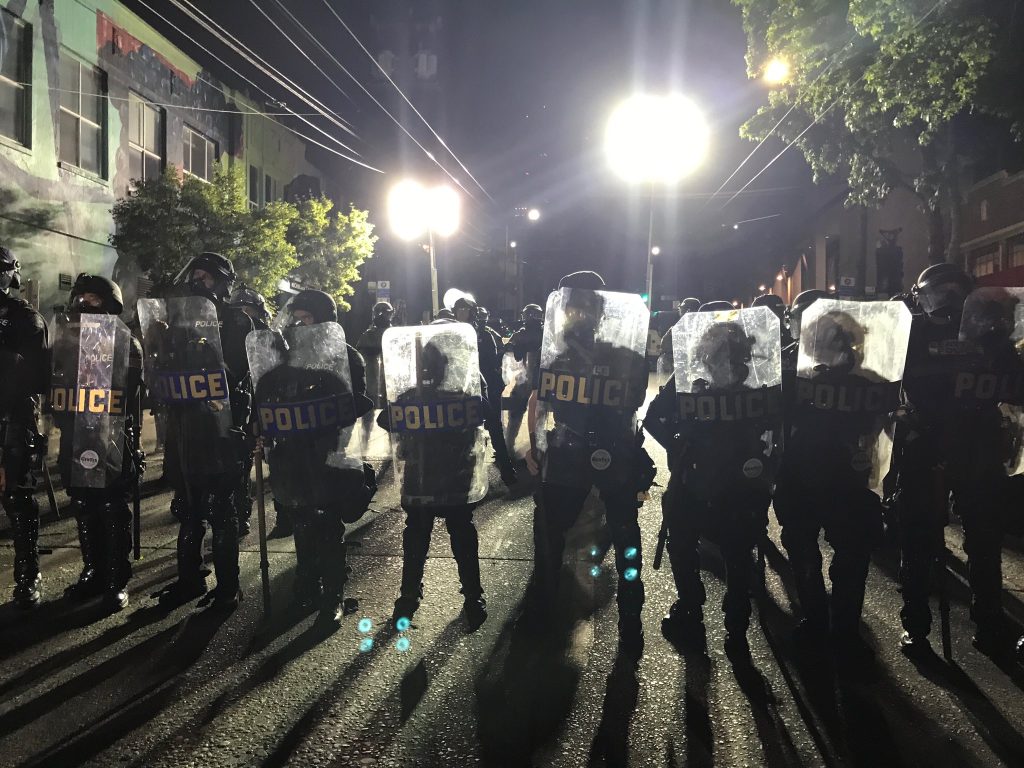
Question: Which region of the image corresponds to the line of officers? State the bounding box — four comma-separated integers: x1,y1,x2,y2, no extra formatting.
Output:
3,247,1023,669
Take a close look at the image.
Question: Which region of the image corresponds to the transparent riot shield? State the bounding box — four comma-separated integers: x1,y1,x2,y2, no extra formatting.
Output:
138,296,235,480
382,324,488,506
50,314,132,489
533,288,650,489
247,323,361,509
794,299,913,495
670,307,782,498
957,287,1024,475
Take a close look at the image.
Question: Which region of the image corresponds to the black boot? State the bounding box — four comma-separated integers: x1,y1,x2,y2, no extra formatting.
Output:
292,513,322,611
160,512,208,607
65,505,105,602
315,512,348,627
9,498,42,609
103,500,133,613
210,494,241,610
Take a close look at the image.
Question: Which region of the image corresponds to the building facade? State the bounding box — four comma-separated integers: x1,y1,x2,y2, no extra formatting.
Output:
0,0,333,316
959,170,1024,286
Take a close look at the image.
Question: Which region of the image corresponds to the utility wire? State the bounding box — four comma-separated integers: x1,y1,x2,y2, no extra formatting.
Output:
318,0,493,202
719,0,946,210
135,0,380,173
265,0,480,201
0,212,115,249
173,0,356,137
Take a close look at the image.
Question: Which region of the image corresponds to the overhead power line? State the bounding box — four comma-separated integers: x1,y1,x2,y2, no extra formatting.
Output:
134,0,380,173
265,0,481,202
317,0,493,202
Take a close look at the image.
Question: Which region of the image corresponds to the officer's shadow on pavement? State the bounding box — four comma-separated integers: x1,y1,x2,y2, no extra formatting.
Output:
4,607,230,768
475,571,611,767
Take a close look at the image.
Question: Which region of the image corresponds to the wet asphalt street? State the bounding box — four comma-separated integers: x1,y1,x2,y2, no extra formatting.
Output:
2,389,1024,768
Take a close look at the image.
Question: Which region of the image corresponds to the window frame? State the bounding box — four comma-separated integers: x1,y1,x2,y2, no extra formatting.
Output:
182,124,218,182
126,91,164,188
969,245,1000,278
0,8,31,148
57,52,107,178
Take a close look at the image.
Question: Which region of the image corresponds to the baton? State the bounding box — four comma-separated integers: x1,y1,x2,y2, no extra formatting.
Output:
253,435,272,616
41,460,60,520
933,467,952,659
653,518,668,571
133,401,142,560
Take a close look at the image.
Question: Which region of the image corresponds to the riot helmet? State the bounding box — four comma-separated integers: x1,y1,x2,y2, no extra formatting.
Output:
804,310,866,375
697,300,735,313
69,273,124,315
752,293,786,321
960,289,1020,350
476,306,491,327
521,303,544,324
174,251,236,302
561,285,604,344
435,307,455,321
695,322,754,388
787,289,827,342
419,339,449,387
912,263,972,320
287,289,338,326
0,245,21,293
229,284,270,322
679,297,701,316
372,300,394,328
453,294,478,324
558,270,605,291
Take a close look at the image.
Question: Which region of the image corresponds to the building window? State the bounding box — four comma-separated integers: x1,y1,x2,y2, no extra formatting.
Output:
127,93,163,187
1008,236,1024,269
825,236,840,291
182,125,216,181
264,174,277,204
249,164,260,209
59,54,105,176
0,10,30,146
980,200,989,222
969,246,999,278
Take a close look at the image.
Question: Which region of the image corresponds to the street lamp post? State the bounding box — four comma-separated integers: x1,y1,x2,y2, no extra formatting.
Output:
388,180,460,316
605,93,709,309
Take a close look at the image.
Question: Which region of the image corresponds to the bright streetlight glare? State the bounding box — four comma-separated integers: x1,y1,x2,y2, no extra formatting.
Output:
650,246,661,256
387,180,429,241
509,240,517,248
759,284,767,291
763,57,791,85
527,208,541,221
387,180,461,240
604,94,709,184
427,185,461,238
442,288,474,310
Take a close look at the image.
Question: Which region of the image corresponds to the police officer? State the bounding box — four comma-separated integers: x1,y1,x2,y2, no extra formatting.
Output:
266,289,373,624
454,294,518,486
896,265,1022,655
228,284,270,537
646,302,782,655
774,292,907,664
356,300,394,451
524,271,653,658
0,247,49,609
504,303,544,456
378,322,489,631
160,252,253,609
57,275,143,612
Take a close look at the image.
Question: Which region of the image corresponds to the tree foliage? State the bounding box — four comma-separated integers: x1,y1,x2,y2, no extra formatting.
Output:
288,197,378,312
734,0,1024,263
112,163,376,302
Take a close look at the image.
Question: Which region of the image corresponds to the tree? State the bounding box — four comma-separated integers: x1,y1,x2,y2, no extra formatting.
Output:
111,162,297,297
734,0,1024,263
287,197,377,312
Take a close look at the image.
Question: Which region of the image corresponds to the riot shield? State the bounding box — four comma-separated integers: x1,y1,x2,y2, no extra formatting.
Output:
382,324,488,506
957,287,1024,475
247,323,362,508
50,314,132,489
794,299,913,495
670,307,782,499
533,288,650,489
138,296,236,480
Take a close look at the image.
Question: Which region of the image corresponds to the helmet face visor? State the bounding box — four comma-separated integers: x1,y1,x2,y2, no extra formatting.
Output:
917,280,968,318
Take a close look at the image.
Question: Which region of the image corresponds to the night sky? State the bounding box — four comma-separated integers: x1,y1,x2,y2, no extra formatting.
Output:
123,0,816,318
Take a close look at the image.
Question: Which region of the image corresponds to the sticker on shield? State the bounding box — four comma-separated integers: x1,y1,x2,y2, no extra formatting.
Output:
79,450,100,470
742,458,764,478
850,451,872,472
590,449,612,471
